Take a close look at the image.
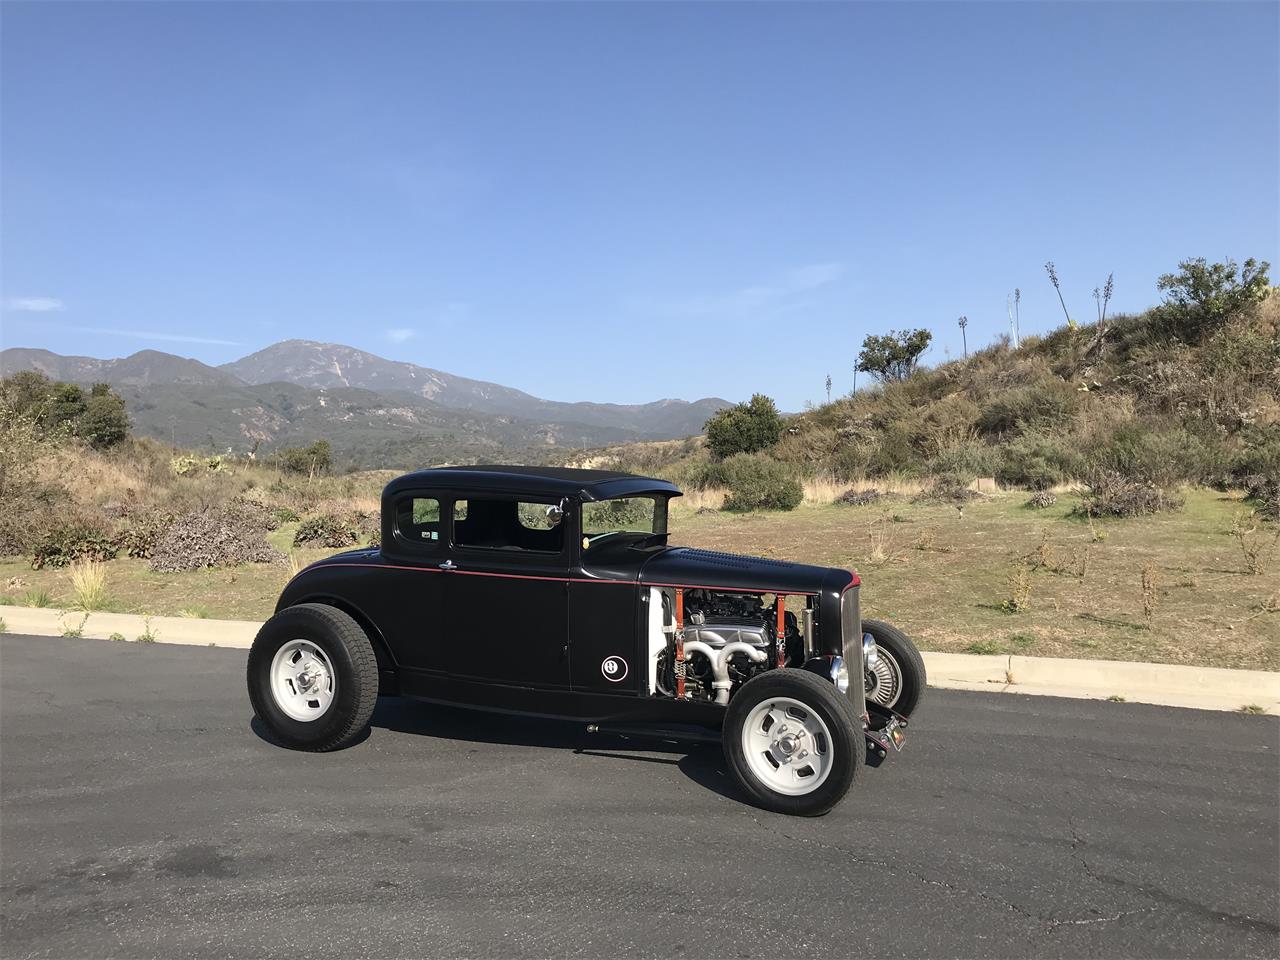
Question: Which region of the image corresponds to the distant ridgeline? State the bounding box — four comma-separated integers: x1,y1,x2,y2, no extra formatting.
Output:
0,340,731,468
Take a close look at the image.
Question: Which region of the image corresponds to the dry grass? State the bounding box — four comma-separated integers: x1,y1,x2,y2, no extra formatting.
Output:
68,560,108,611
672,487,726,513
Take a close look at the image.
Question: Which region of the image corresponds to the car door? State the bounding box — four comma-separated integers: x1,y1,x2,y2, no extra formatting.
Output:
375,490,450,673
438,494,572,690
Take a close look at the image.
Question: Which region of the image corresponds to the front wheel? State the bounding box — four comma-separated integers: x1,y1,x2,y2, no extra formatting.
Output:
247,603,378,751
863,618,926,718
723,669,863,817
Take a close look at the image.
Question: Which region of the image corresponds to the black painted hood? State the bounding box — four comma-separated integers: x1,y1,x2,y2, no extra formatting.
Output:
637,546,856,597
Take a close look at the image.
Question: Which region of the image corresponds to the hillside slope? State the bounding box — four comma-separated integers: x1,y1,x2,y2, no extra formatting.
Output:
583,291,1280,501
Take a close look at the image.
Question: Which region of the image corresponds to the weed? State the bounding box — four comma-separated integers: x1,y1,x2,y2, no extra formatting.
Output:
867,515,898,565
69,559,108,611
1230,510,1279,576
22,589,52,608
1140,561,1160,627
1086,513,1107,543
1000,562,1034,613
108,632,126,642
178,606,210,619
61,613,88,638
1025,529,1055,571
1106,695,1126,703
1007,632,1036,650
1238,704,1265,715
0,617,6,634
967,639,1003,655
286,552,303,579
136,615,157,644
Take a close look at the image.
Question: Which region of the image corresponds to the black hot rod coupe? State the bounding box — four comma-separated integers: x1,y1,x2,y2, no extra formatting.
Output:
248,466,926,815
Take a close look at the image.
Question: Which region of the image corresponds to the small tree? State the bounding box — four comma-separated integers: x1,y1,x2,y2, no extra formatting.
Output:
704,394,784,459
1157,257,1271,332
79,385,129,449
279,439,333,476
856,328,933,383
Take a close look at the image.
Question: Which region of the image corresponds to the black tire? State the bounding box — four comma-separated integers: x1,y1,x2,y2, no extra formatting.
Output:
247,603,378,752
723,669,863,817
863,618,926,718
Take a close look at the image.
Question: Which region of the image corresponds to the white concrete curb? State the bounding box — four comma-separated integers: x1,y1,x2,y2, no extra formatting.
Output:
0,605,260,649
2,604,1277,715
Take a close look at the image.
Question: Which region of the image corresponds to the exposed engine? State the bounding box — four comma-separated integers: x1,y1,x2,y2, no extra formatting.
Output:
654,589,802,703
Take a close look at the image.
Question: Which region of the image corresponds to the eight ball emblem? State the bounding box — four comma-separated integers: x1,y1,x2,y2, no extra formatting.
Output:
601,656,628,682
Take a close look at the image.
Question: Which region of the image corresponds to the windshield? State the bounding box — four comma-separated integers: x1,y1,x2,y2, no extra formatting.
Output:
581,496,668,546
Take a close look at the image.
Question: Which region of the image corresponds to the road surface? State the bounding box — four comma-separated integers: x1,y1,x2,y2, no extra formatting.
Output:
2,635,1277,958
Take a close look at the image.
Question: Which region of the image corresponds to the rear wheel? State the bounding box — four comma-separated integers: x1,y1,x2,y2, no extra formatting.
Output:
247,603,378,751
863,618,926,718
723,669,863,817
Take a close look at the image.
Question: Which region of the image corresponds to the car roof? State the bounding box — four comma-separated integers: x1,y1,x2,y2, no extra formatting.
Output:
383,464,683,502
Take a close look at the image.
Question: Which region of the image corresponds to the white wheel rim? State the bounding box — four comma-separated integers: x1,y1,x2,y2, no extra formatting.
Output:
866,646,902,709
270,640,337,722
740,697,835,796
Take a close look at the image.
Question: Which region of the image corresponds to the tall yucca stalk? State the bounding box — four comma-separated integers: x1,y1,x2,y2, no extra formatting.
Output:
1045,262,1072,326
957,315,969,358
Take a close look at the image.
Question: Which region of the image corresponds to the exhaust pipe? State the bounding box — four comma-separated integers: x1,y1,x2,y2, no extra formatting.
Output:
682,641,767,704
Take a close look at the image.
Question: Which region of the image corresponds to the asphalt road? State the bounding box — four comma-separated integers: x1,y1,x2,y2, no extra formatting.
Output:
2,635,1277,959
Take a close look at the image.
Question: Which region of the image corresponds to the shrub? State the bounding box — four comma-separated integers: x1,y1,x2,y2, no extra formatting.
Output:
719,455,803,512
277,440,333,476
913,475,978,504
293,512,361,548
113,514,174,559
704,395,784,460
857,328,933,383
31,522,118,570
80,385,130,449
150,507,286,572
976,381,1078,436
837,488,883,507
997,432,1084,490
1089,423,1221,488
1025,491,1058,509
271,506,301,525
1074,471,1184,518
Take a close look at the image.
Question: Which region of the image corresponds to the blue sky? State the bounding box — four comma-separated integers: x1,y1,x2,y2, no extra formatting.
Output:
2,1,1276,410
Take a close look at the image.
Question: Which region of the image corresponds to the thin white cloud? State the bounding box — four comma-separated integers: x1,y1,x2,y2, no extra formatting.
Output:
64,325,240,347
385,327,417,343
5,297,66,312
660,262,847,318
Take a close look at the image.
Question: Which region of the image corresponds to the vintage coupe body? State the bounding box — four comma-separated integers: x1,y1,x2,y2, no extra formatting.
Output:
248,466,926,815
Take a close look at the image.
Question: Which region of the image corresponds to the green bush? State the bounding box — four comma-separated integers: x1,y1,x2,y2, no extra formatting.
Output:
31,523,118,570
1088,423,1222,487
271,506,301,525
293,512,361,548
277,440,333,476
976,381,1078,436
997,432,1085,490
704,395,783,459
718,455,803,512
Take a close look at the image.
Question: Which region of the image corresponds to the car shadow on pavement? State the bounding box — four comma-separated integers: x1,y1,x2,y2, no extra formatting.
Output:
366,695,750,805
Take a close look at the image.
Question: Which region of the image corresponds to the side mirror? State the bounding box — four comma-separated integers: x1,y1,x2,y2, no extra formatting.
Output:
546,501,565,527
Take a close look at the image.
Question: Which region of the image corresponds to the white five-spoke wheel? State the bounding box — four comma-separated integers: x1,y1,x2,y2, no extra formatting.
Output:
740,697,834,796
723,669,861,816
248,604,378,752
270,639,337,722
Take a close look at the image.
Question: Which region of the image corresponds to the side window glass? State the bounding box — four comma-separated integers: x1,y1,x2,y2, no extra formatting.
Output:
397,497,442,546
454,497,564,553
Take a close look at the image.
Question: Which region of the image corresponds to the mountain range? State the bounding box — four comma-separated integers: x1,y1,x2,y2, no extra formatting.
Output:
0,341,729,468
